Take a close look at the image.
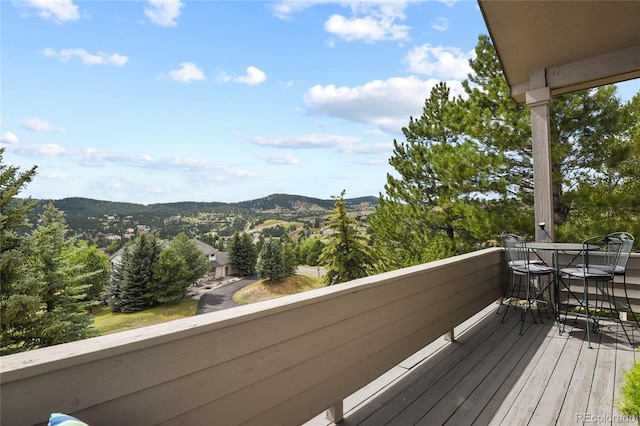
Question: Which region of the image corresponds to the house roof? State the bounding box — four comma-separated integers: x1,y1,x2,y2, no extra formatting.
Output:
211,251,230,267
192,239,217,256
478,0,640,103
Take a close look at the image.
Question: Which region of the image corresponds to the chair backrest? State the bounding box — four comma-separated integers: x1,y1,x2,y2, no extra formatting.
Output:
608,231,635,271
583,234,624,276
502,233,530,267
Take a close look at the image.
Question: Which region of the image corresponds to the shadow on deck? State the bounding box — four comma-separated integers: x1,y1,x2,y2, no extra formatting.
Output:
307,303,639,426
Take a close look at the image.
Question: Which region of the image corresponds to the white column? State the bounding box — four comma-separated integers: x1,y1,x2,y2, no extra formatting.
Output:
526,69,554,243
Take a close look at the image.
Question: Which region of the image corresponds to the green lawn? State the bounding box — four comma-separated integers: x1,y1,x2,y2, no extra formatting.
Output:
92,298,199,335
93,274,325,335
233,274,325,304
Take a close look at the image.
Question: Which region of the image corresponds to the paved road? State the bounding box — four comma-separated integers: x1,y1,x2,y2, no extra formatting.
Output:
196,276,258,315
195,267,326,315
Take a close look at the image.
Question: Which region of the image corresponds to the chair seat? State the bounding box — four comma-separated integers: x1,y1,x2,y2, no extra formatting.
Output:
508,259,543,267
560,266,611,279
512,264,556,275
576,264,625,274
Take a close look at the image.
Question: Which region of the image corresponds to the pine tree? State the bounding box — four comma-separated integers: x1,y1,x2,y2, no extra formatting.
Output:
256,239,286,281
106,248,127,312
2,203,98,353
119,233,160,313
1,149,39,353
149,246,191,304
319,190,374,285
372,82,499,270
147,233,209,304
229,232,257,276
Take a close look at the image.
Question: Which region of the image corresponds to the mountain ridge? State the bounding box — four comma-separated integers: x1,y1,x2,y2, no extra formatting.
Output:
32,193,378,218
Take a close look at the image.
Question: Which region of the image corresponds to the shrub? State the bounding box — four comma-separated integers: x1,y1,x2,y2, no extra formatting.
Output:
618,361,640,416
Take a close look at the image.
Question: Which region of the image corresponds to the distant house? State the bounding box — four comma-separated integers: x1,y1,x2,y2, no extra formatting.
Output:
109,239,234,280
192,239,233,279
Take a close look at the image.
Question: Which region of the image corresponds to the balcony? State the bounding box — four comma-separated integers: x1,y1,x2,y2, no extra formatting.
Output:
2,248,639,425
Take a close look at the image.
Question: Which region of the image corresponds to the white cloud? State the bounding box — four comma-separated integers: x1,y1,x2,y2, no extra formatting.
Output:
43,48,129,66
3,141,228,173
405,44,474,80
303,76,465,133
144,0,184,27
234,66,267,86
22,117,54,132
324,2,410,43
0,131,19,144
167,62,206,82
431,16,448,32
270,1,318,20
325,13,409,43
258,152,300,165
20,0,80,23
251,134,361,149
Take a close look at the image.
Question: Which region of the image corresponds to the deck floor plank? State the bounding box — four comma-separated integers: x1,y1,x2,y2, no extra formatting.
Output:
303,303,639,426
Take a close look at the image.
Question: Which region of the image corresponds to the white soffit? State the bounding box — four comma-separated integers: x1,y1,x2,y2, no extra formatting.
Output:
478,0,640,103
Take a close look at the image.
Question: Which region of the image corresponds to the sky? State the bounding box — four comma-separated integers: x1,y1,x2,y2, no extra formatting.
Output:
2,1,638,205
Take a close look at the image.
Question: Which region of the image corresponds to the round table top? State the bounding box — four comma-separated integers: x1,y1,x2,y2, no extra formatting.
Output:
526,242,598,251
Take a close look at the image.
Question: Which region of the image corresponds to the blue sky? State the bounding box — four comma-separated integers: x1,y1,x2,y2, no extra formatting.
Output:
2,1,638,204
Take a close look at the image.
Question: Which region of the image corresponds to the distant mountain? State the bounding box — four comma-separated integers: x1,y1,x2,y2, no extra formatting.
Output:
32,193,378,218
232,193,377,211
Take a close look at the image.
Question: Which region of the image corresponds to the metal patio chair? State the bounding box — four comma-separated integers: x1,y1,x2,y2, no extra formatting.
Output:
560,234,633,348
500,233,556,334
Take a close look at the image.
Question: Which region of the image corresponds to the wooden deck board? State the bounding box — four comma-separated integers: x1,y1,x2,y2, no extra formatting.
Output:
304,302,639,426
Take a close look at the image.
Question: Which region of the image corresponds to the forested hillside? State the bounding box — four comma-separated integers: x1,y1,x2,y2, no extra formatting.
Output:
24,194,377,253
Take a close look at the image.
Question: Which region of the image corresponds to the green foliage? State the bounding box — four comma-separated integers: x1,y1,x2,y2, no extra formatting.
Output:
69,242,110,303
256,239,286,281
119,233,161,313
229,232,257,276
618,361,640,416
148,233,209,304
371,35,639,273
372,81,501,271
149,246,191,304
319,190,374,285
1,201,99,354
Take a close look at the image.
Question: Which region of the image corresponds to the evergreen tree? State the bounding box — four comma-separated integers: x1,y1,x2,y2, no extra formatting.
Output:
106,248,127,312
149,246,191,304
281,241,299,277
256,239,286,281
119,233,160,313
372,82,500,270
69,242,110,303
319,190,374,285
147,233,209,304
559,90,640,237
2,202,98,353
229,232,257,276
1,150,38,353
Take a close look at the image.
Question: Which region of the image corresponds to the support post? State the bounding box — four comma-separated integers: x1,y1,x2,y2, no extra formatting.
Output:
326,401,344,423
526,69,555,244
444,329,455,342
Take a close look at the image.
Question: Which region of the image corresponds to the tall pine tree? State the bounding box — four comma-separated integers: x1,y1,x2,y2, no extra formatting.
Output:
319,190,374,285
229,232,257,276
119,233,161,313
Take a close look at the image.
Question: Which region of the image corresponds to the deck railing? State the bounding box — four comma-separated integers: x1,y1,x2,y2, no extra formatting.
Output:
1,248,504,426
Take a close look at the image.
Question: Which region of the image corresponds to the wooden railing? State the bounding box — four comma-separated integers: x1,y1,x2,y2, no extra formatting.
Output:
1,248,504,426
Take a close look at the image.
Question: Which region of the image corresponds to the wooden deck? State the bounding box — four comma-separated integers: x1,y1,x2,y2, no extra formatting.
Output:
306,302,639,426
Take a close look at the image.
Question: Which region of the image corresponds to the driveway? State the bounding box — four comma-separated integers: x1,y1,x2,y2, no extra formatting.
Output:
195,276,258,315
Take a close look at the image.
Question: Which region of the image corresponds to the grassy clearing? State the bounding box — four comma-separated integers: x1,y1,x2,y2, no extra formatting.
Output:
233,274,325,304
92,298,199,335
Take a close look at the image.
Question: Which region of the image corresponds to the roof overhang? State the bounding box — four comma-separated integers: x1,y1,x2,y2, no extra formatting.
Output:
478,0,640,104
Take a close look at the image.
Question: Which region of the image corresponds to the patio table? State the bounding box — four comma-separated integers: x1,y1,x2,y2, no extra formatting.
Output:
527,242,599,321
